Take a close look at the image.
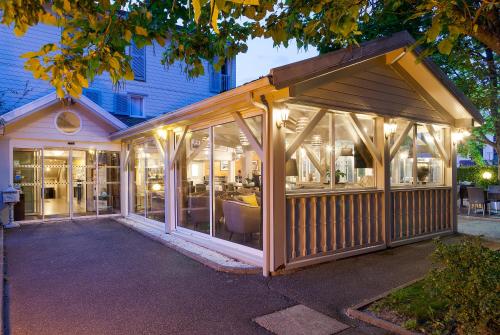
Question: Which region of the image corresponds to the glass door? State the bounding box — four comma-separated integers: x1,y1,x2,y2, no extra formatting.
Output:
13,149,43,221
72,150,97,217
43,149,70,219
97,151,121,214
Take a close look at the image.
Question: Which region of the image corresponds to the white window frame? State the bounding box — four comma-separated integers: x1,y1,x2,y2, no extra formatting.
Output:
128,94,146,118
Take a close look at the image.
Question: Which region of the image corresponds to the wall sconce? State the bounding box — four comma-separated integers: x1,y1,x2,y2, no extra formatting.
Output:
452,129,471,144
384,120,397,138
156,128,167,140
276,108,290,129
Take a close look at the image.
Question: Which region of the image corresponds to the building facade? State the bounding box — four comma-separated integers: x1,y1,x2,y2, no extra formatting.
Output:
0,24,236,124
0,31,481,276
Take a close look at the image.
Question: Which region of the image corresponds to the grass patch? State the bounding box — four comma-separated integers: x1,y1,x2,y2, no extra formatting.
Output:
369,279,447,333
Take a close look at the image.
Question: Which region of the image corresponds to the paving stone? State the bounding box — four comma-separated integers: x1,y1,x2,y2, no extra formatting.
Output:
254,304,349,335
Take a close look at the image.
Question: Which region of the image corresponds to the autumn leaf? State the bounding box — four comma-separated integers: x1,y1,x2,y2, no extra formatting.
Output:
135,26,148,37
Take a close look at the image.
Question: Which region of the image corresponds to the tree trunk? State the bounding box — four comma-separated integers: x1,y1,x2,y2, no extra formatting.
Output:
486,48,499,181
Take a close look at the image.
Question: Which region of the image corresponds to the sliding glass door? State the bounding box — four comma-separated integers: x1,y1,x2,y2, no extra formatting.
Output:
174,115,263,250
130,139,166,223
12,148,120,221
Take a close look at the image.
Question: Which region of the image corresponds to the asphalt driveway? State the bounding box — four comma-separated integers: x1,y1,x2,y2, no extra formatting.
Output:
4,219,447,335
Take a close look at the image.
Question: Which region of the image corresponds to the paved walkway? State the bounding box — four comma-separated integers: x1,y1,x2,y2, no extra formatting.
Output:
458,215,500,241
4,219,452,335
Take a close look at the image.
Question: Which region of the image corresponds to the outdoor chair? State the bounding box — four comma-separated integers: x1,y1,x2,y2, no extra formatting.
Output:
487,185,500,211
467,187,489,216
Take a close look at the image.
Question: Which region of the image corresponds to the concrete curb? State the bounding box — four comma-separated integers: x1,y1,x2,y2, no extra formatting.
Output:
346,277,424,335
115,218,261,275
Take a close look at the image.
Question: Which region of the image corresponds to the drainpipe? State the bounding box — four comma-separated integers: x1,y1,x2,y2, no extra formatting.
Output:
252,95,270,277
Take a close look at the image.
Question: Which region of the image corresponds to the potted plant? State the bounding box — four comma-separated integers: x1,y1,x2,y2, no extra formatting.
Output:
417,165,430,183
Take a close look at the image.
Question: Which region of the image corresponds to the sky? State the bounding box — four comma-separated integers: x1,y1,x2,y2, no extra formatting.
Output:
236,37,318,86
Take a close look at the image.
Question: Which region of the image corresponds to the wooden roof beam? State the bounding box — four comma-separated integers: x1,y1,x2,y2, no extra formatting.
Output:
231,111,263,160
169,126,189,169
285,108,327,161
390,121,415,160
347,113,382,165
425,124,450,166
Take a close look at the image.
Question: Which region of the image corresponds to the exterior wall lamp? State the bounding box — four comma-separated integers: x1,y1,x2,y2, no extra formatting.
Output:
276,108,290,129
156,128,167,140
384,120,397,139
451,129,471,144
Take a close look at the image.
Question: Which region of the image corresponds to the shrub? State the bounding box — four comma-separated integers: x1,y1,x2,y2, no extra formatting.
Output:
427,237,500,334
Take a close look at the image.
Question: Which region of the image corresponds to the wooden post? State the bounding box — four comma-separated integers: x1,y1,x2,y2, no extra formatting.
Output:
268,102,287,272
166,130,176,233
375,117,390,246
120,142,129,217
446,128,457,232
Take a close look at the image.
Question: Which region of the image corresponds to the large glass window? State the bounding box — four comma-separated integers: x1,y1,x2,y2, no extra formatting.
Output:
130,140,165,222
390,119,415,186
175,116,263,250
390,121,445,186
176,128,211,234
285,109,376,192
213,117,263,249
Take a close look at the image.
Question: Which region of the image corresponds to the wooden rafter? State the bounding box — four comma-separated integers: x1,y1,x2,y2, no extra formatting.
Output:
425,124,450,165
169,126,189,169
303,145,325,175
347,113,382,165
390,121,415,160
285,109,327,161
231,111,263,159
152,134,166,160
121,147,130,171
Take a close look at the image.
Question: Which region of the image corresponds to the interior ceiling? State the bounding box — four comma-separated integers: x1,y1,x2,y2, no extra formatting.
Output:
290,62,451,125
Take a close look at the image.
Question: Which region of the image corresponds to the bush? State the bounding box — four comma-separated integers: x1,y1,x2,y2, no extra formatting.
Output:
457,166,498,188
427,237,500,334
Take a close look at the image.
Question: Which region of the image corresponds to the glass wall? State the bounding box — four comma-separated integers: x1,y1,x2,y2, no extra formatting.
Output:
175,115,263,250
285,109,376,191
130,140,165,222
390,122,445,186
213,118,262,249
176,128,211,234
12,148,119,221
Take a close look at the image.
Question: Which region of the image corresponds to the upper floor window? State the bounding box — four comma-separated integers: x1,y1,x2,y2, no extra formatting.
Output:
130,43,146,81
113,93,145,118
129,95,144,117
209,59,232,93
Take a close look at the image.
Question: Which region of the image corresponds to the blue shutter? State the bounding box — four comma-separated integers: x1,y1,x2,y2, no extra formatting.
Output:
83,89,101,105
209,64,221,93
131,43,146,81
113,94,129,115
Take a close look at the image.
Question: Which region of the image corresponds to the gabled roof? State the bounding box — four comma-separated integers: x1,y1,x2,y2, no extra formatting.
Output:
270,31,483,124
1,92,128,130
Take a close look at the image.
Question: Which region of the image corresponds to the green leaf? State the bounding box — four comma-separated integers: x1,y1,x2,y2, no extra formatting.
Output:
437,39,453,55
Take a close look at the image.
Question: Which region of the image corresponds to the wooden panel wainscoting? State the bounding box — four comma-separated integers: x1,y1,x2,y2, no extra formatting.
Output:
285,190,384,263
390,187,452,242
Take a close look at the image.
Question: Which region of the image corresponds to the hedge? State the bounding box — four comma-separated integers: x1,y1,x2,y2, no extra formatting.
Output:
457,166,498,188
